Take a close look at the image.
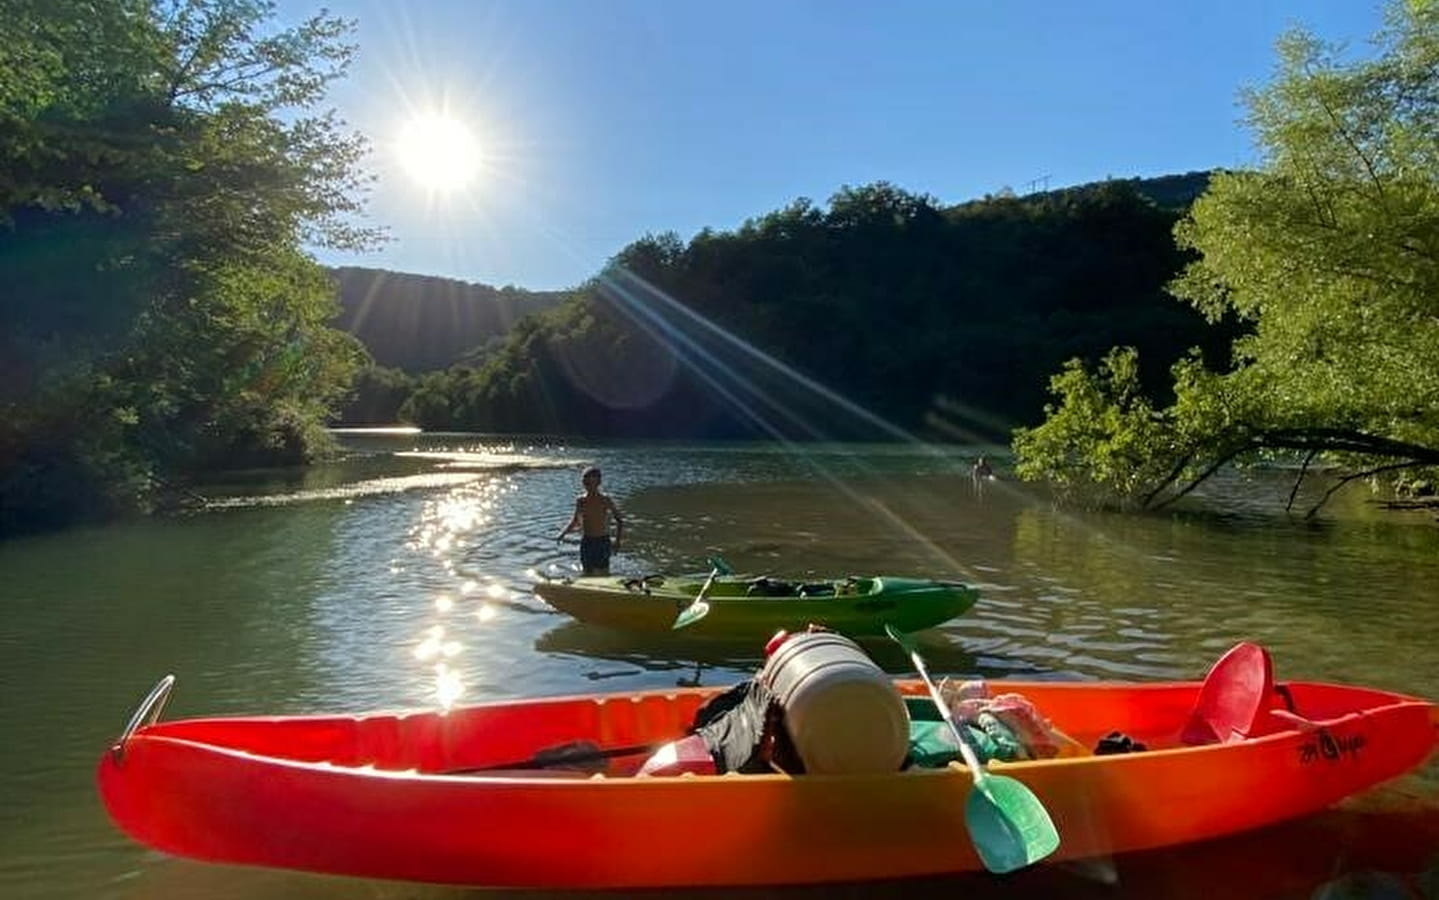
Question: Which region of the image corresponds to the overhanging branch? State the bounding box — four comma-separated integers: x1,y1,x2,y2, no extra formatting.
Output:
1285,448,1318,514
1140,449,1196,509
1149,441,1252,511
1259,428,1439,463
1136,427,1439,516
1304,459,1429,519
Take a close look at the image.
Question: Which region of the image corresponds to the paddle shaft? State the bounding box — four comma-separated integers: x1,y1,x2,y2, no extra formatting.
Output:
442,741,658,775
901,647,990,783
886,625,1060,873
694,567,719,603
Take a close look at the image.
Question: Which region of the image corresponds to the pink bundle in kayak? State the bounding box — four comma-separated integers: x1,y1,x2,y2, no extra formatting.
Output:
939,679,1072,760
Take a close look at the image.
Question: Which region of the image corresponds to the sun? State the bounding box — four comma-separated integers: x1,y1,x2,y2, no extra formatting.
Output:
395,114,482,192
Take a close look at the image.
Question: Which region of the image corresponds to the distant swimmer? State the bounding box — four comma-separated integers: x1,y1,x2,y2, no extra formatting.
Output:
972,456,995,481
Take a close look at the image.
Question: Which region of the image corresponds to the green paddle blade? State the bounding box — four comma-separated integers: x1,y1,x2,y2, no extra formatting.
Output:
967,775,1061,873
672,599,710,630
884,623,1060,874
673,567,719,630
673,566,720,630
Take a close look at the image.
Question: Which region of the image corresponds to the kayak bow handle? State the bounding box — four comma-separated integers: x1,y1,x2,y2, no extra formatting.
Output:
110,674,176,764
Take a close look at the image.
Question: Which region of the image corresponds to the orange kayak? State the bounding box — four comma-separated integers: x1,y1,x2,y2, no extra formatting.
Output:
96,673,1435,888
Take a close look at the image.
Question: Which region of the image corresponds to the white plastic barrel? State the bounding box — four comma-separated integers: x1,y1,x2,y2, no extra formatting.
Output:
758,631,909,774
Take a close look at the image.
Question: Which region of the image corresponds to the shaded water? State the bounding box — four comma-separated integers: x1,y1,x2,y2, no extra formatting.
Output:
1,435,1435,899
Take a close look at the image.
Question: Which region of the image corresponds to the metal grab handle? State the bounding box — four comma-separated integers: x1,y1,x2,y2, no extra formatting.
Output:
110,675,176,763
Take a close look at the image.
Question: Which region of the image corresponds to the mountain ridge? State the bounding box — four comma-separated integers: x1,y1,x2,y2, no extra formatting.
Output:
330,266,568,372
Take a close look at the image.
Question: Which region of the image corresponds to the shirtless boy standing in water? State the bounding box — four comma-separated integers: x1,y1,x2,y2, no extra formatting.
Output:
555,467,624,575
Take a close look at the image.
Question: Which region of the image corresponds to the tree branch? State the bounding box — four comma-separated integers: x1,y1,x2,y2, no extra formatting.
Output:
1140,449,1195,509
1150,442,1252,511
172,61,289,100
1259,427,1439,462
1133,427,1439,518
1314,88,1386,201
1304,459,1428,519
1285,448,1318,514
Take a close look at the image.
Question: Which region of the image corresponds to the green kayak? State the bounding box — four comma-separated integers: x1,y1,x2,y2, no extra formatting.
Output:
532,573,978,637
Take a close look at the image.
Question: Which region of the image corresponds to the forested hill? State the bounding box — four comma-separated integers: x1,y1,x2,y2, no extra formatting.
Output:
389,171,1243,440
331,267,568,371
952,171,1210,215
1075,171,1210,210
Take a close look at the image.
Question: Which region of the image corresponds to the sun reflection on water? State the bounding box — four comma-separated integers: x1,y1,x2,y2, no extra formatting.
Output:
413,625,446,661
401,468,533,713
433,662,464,709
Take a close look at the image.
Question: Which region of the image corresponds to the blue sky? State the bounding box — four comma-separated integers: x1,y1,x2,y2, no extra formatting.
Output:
275,0,1389,290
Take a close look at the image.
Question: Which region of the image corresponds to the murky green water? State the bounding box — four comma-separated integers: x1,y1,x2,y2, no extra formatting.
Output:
1,435,1435,899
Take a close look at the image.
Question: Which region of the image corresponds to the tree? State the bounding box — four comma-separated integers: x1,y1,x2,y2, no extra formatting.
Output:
1014,1,1439,515
1,0,375,534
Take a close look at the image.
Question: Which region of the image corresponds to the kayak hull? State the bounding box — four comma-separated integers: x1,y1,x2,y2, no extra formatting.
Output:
532,574,978,636
97,679,1436,888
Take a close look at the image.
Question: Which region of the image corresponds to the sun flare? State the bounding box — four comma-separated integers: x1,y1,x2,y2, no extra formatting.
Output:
395,114,481,191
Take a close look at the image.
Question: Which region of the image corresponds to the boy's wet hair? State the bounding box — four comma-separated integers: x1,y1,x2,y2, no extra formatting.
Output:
582,466,602,480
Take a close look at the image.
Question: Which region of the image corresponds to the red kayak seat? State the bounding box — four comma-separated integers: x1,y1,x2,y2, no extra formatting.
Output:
1181,641,1290,745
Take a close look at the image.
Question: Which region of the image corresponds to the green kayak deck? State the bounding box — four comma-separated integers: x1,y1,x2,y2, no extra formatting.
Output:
532,574,977,637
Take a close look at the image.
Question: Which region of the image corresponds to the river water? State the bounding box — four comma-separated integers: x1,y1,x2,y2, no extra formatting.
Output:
1,434,1435,899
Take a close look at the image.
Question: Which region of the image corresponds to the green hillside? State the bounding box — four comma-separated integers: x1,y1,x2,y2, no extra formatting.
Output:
388,171,1239,440
331,267,568,372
